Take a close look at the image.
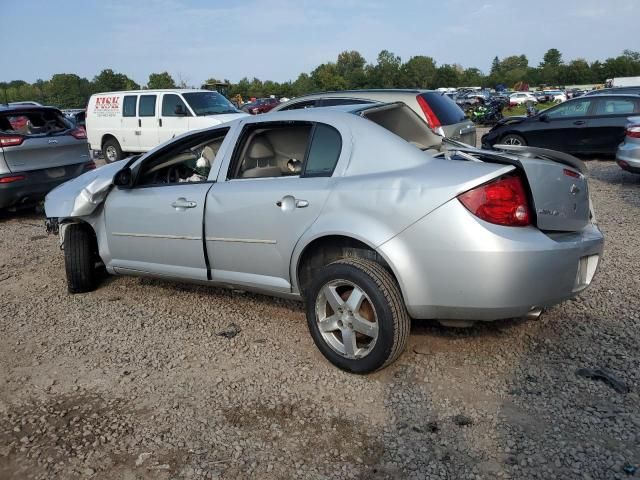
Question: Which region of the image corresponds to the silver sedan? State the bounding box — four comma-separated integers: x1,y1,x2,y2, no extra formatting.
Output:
44,103,604,373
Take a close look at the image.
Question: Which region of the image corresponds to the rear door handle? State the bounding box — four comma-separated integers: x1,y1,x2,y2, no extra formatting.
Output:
573,120,586,125
171,198,197,209
276,196,309,209
138,119,141,128
159,118,163,127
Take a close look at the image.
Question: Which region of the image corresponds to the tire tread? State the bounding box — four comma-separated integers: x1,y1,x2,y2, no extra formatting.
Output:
64,224,97,293
329,257,410,370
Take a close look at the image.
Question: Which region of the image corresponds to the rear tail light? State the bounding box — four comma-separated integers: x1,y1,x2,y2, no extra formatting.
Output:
0,135,25,147
84,161,96,170
563,168,580,178
416,95,441,129
625,125,640,138
0,174,26,184
458,175,531,226
70,128,87,140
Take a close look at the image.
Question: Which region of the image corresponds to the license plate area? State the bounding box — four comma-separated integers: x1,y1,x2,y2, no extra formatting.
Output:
46,167,66,178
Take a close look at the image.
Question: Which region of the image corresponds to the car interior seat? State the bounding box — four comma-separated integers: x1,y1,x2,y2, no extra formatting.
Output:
241,135,281,178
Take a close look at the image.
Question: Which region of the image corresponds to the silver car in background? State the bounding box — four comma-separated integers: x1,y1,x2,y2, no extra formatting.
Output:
616,116,640,173
44,103,603,373
0,105,93,210
271,89,477,145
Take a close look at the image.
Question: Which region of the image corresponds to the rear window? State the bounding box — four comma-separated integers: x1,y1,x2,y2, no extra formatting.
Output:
419,92,466,125
0,109,70,136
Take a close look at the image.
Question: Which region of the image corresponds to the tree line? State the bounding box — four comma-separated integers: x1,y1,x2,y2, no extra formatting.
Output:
2,49,640,109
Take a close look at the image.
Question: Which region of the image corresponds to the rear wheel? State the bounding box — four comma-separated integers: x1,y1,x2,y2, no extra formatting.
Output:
500,133,526,146
306,258,410,373
102,138,123,163
64,224,99,293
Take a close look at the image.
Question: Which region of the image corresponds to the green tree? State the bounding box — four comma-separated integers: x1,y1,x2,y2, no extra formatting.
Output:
336,50,367,87
434,64,461,87
45,74,91,108
371,50,401,88
310,63,347,91
147,71,176,89
399,56,437,88
92,69,139,92
540,48,563,68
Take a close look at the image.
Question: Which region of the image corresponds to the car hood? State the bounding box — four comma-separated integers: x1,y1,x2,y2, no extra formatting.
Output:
44,160,125,218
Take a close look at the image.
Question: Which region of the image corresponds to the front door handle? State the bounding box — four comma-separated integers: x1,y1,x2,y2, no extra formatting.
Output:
159,118,163,127
573,120,586,125
138,119,141,128
295,199,309,208
171,197,197,210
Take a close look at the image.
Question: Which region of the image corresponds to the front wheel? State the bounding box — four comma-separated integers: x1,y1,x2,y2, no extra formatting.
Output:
306,258,410,373
64,224,99,293
102,138,123,163
500,133,526,146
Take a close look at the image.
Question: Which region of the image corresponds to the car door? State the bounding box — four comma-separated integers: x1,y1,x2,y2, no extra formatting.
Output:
205,121,343,292
158,93,191,145
137,94,159,150
103,128,231,280
119,95,140,151
525,98,595,152
587,97,640,153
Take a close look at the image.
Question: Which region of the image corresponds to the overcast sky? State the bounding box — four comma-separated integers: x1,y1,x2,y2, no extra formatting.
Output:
2,0,637,86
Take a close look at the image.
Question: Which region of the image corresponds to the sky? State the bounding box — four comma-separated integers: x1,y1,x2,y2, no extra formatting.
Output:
1,0,638,86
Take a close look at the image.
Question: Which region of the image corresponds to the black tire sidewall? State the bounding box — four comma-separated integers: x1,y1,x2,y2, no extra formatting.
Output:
102,139,122,163
306,262,396,373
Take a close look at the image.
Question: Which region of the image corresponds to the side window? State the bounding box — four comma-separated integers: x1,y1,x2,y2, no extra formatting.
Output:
319,98,373,107
135,129,229,186
303,124,342,177
139,95,157,117
229,124,313,179
162,94,190,117
281,100,317,111
595,99,637,116
546,99,592,118
123,96,137,117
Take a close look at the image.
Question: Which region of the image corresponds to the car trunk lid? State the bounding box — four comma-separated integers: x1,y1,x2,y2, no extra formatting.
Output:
443,141,591,232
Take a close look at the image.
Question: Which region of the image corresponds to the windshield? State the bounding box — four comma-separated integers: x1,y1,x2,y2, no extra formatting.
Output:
182,92,240,116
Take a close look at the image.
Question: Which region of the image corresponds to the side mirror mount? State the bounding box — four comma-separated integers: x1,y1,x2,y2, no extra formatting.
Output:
113,167,133,188
175,104,187,116
539,113,549,122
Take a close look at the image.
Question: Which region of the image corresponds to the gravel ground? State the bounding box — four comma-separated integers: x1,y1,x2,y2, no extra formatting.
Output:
1,155,639,479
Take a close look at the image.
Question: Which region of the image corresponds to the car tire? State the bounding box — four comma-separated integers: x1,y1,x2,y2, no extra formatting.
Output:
64,223,99,294
306,258,410,373
500,133,526,146
102,138,123,163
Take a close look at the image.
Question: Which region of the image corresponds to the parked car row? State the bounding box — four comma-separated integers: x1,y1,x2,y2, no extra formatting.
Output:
481,94,640,157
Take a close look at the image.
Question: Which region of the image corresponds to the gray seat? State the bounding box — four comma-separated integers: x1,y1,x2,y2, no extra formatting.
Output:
241,136,281,178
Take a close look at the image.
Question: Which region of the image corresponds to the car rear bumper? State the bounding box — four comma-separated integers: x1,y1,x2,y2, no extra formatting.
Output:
378,199,604,321
616,143,640,173
0,162,94,209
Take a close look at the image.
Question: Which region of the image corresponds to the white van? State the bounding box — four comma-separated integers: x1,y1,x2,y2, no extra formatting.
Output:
86,89,247,162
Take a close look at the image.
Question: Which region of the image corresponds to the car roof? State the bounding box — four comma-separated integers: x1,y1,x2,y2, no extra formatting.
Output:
90,89,215,95
0,104,62,113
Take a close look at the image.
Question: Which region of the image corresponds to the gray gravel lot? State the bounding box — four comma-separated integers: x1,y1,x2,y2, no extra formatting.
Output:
1,155,639,479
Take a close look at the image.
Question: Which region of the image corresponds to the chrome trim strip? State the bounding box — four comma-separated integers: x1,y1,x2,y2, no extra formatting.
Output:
205,237,276,244
112,232,201,240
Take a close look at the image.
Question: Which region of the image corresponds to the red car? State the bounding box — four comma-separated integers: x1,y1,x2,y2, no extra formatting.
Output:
242,97,280,114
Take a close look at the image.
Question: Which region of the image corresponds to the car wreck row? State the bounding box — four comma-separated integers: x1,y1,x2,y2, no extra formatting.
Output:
42,102,604,373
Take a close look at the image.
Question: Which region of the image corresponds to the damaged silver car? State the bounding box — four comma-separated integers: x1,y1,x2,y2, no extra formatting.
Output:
44,103,604,373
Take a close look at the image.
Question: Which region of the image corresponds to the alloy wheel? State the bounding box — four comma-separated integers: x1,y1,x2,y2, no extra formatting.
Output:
314,279,379,359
